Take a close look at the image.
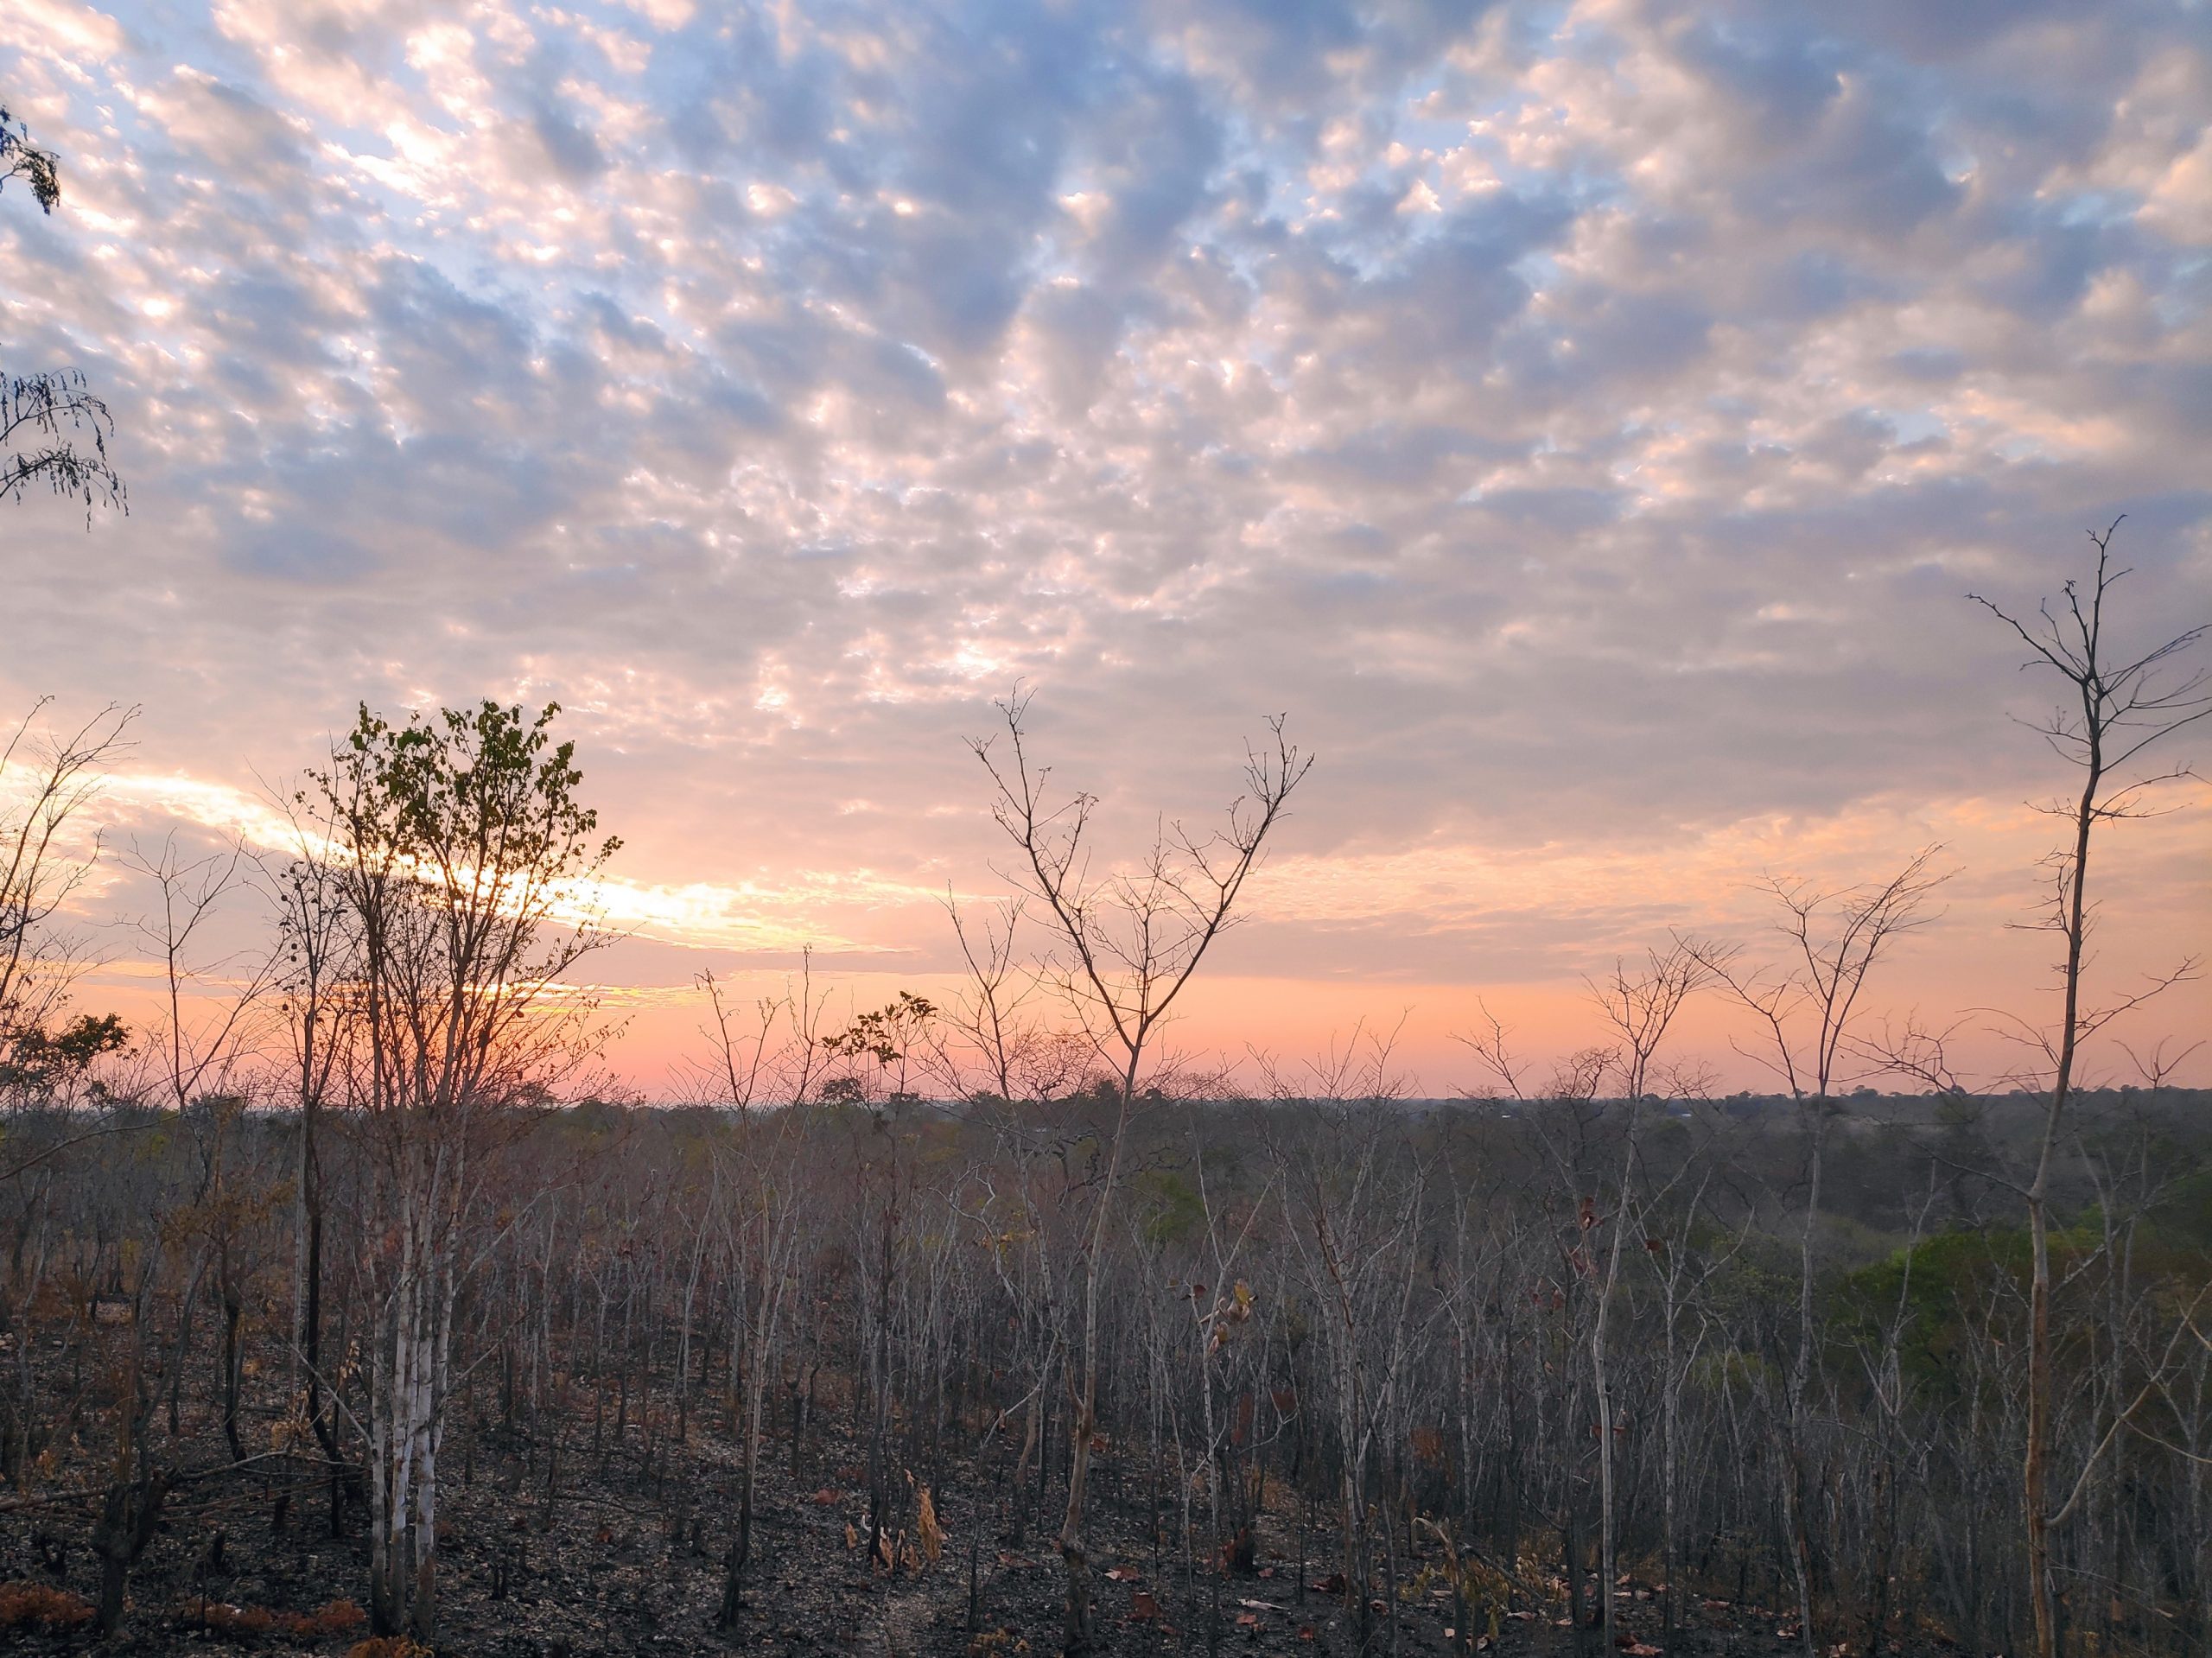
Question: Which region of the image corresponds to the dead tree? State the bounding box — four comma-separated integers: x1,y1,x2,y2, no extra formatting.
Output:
1972,518,2209,1658
696,971,820,1627
1583,943,1714,1657
1267,1027,1431,1658
267,786,359,1526
1688,848,1948,1656
971,691,1309,1655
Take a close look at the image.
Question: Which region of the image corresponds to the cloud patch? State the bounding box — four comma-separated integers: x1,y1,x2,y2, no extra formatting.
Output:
3,0,2208,1085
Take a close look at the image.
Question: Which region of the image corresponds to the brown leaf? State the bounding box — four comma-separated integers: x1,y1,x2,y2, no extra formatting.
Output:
917,1487,945,1565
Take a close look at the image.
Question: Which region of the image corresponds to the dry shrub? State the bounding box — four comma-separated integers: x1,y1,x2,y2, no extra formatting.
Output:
310,1599,368,1636
346,1637,430,1658
0,1581,97,1630
203,1601,277,1635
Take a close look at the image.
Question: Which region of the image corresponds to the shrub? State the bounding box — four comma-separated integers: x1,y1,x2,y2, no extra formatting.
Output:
0,1581,97,1630
202,1601,277,1635
346,1637,431,1658
311,1600,369,1636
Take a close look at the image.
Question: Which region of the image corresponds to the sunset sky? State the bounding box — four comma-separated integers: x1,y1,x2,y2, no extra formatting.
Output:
3,0,2208,1096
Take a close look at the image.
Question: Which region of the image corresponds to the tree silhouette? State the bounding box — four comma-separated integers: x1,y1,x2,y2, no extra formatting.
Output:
2,102,124,522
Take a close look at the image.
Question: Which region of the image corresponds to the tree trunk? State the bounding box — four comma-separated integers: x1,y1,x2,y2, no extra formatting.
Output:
2029,741,2098,1658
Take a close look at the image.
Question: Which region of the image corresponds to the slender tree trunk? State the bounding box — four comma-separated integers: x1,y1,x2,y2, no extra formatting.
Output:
1059,1077,1136,1656
1593,1124,1637,1657
220,1275,245,1463
2028,758,2096,1658
1786,1101,1827,1658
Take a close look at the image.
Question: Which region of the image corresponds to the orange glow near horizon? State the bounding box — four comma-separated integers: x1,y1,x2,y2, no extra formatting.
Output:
67,771,2205,1102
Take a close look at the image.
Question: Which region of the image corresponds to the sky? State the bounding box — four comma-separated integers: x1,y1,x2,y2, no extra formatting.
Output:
3,0,2209,1097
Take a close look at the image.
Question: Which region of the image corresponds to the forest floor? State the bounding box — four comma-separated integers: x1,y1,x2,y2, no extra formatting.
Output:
1,1384,1859,1658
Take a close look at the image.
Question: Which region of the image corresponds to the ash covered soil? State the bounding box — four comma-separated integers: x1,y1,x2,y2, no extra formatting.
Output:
3,1384,1838,1658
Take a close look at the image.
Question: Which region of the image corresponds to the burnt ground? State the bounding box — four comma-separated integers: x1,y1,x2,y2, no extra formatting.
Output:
2,1380,1834,1658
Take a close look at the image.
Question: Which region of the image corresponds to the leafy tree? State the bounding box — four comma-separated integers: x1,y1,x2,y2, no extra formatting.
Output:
314,699,620,1639
3,371,124,518
2,101,124,520
0,1009,127,1096
0,103,59,211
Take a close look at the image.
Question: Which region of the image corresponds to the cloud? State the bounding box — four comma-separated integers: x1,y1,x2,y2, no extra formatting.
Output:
3,0,2207,1088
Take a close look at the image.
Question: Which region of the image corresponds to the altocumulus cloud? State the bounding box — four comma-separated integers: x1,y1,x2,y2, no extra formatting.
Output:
2,0,2208,1082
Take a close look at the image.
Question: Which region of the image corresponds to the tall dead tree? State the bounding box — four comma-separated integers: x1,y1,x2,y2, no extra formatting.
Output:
122,832,275,1464
1265,1026,1428,1658
268,785,359,1523
1584,943,1713,1657
1972,519,2209,1658
972,692,1309,1655
1688,848,1948,1657
695,969,821,1628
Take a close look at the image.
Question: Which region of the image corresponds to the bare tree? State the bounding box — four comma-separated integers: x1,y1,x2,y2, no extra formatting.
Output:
1584,943,1715,1656
1266,1026,1431,1658
121,832,276,1463
927,893,1089,1107
971,691,1309,1655
265,783,359,1521
690,968,822,1627
1971,518,2210,1658
123,832,274,1116
1687,848,1948,1657
0,700,133,1105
